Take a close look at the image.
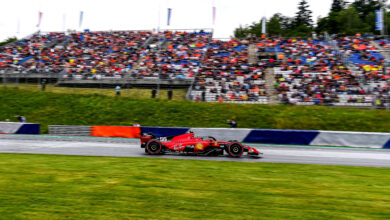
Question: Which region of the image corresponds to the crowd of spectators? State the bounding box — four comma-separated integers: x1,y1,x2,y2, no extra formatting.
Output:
337,36,384,65
268,38,370,105
0,31,152,78
269,36,389,106
191,39,268,103
1,31,389,107
336,36,388,83
337,36,389,105
134,31,210,79
274,66,367,105
0,32,66,73
63,31,152,78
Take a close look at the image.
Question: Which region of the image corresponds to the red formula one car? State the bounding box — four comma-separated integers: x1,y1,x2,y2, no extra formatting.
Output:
141,132,262,158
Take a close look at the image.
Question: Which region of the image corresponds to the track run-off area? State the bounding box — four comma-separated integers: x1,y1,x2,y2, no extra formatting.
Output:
0,135,389,168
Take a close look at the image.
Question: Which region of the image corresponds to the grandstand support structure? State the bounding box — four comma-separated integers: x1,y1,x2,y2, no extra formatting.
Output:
125,35,156,78
57,37,71,49
371,41,390,61
265,68,279,105
248,44,257,64
156,36,171,97
325,32,351,67
186,33,213,101
126,56,146,78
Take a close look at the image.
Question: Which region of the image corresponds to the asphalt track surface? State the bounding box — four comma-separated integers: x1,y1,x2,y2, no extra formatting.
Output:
0,135,389,167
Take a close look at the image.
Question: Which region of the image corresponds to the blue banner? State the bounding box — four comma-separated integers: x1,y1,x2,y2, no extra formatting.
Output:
376,10,383,31
243,129,320,145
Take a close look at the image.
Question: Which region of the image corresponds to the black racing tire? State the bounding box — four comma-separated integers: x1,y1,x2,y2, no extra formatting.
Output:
227,143,244,158
146,140,162,155
228,140,239,143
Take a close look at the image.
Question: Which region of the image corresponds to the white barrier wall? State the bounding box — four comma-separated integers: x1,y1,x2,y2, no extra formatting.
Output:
310,131,390,148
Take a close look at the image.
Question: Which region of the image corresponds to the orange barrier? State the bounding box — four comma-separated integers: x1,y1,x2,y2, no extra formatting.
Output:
91,126,141,138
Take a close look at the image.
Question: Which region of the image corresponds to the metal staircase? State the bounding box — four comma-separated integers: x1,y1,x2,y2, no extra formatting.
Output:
371,41,390,60
265,68,280,105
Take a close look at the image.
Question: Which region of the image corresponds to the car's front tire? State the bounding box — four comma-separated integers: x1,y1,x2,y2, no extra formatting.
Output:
227,143,243,158
146,140,162,155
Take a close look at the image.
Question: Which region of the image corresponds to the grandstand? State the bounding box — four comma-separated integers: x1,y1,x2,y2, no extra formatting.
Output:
0,30,389,108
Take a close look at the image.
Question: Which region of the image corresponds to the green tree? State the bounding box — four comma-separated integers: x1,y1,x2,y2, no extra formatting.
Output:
331,0,347,12
234,25,251,39
233,20,264,38
267,14,283,36
295,0,313,28
335,5,371,35
248,21,264,37
352,0,386,19
279,16,296,36
0,37,17,47
316,16,331,34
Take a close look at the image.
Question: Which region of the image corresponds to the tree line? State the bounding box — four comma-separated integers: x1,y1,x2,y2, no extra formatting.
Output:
0,37,17,47
234,0,389,38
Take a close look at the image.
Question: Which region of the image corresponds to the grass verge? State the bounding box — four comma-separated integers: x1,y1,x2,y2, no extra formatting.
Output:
1,88,390,133
0,154,389,219
0,83,187,100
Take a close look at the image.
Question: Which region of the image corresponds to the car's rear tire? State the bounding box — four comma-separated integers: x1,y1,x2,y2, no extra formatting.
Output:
228,143,243,158
146,140,162,155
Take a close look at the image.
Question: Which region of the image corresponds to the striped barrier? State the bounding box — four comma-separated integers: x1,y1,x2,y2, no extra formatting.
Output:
310,131,390,149
141,127,390,149
47,125,390,149
243,129,320,145
0,122,40,135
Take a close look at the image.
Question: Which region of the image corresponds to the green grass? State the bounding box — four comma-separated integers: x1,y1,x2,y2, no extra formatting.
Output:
0,154,389,219
1,87,390,134
1,83,187,100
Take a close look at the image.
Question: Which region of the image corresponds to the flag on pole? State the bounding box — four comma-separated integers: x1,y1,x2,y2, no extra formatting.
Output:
212,6,216,25
261,17,267,35
167,8,172,26
17,19,20,35
376,9,384,31
63,14,66,32
79,11,84,28
36,12,43,28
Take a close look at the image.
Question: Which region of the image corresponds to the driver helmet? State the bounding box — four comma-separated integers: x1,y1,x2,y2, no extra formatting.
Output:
189,129,194,134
